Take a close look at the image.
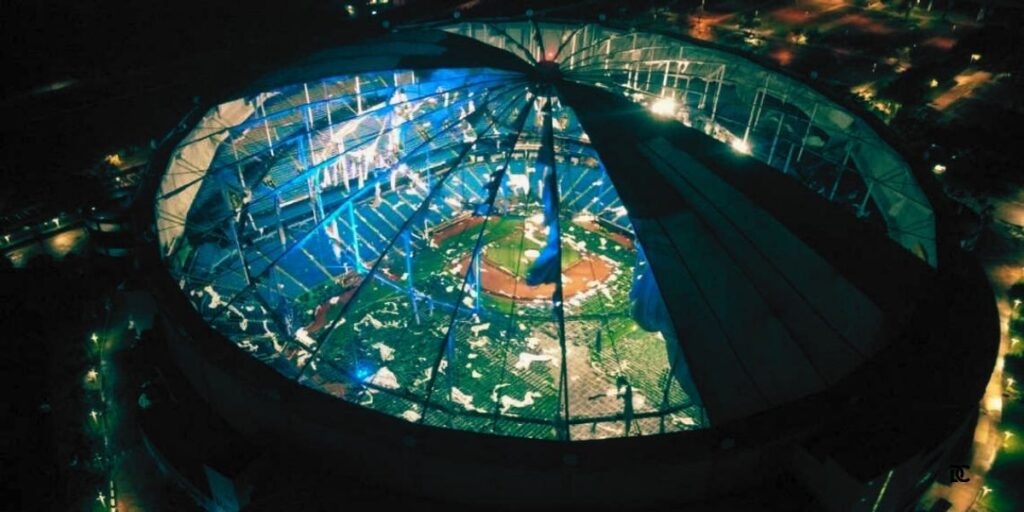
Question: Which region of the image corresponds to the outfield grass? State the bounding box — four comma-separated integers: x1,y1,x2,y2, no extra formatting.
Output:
294,215,634,329
289,209,695,439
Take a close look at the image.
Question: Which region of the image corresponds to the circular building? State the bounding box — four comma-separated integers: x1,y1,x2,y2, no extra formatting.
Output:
140,19,998,511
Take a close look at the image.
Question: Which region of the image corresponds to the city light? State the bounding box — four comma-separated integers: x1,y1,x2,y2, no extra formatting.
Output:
929,78,939,88
971,53,982,63
91,333,99,343
90,409,99,422
932,163,947,175
649,97,678,117
86,368,98,382
730,138,751,154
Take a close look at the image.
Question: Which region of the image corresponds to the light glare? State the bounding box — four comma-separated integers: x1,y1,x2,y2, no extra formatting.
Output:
650,97,678,117
731,139,751,154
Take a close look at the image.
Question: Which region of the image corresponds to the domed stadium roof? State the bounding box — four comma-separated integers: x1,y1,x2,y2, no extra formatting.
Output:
154,21,936,441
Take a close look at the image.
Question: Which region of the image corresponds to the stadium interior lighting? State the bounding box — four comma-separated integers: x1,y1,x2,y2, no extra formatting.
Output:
649,96,678,117
730,138,751,154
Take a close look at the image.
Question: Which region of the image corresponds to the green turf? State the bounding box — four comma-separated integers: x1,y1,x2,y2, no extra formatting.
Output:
481,217,582,273
293,209,695,439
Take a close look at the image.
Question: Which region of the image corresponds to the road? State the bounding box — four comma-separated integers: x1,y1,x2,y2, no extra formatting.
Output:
931,69,993,111
4,227,89,267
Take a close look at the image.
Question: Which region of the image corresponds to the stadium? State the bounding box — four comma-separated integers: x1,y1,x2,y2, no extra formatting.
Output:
140,19,999,510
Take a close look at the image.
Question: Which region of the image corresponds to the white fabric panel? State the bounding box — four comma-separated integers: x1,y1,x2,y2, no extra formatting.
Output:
823,108,854,130
851,147,936,262
157,98,255,256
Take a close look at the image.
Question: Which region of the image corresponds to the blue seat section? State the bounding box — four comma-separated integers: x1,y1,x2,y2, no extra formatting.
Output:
559,164,620,215
190,241,232,275
457,165,489,202
358,206,399,243
377,201,408,232
190,154,628,307
334,211,382,265
184,243,248,292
